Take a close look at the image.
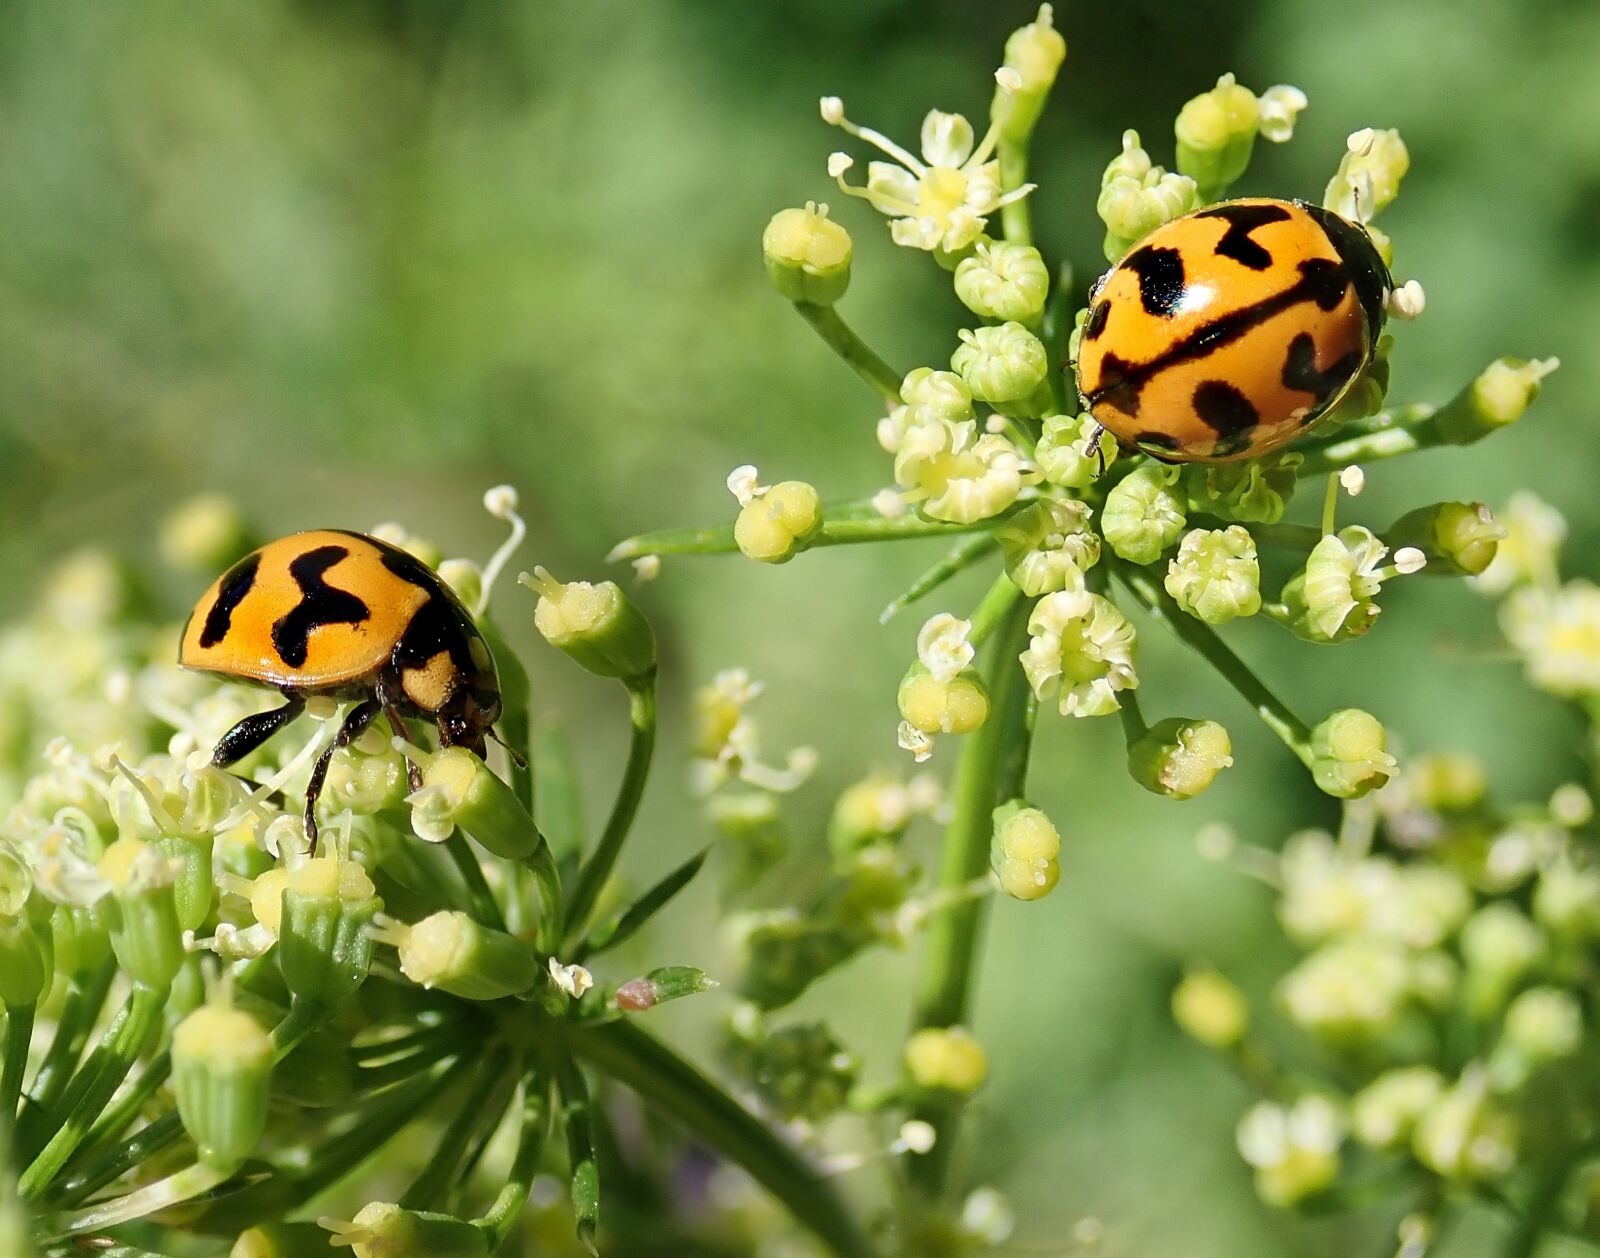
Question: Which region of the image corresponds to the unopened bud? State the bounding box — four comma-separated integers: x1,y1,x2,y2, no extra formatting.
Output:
763,203,852,306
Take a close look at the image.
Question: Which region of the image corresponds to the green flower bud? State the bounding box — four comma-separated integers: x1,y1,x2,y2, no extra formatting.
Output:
525,567,657,683
1278,936,1410,1041
1175,74,1259,198
1102,464,1186,564
0,850,48,1008
1171,968,1247,1048
951,322,1049,405
50,902,110,979
1182,454,1301,524
323,1204,488,1258
153,832,216,934
1324,127,1409,221
1351,1067,1445,1151
1098,130,1199,259
953,239,1050,323
1460,904,1543,1016
1386,502,1504,576
436,558,483,611
1324,339,1392,426
323,737,411,817
734,481,823,564
991,4,1067,144
615,965,717,1013
1408,752,1487,812
173,1001,274,1171
409,747,537,859
729,910,858,1009
990,801,1061,901
898,661,990,736
763,202,852,306
1021,588,1139,718
160,493,253,573
828,773,930,859
1484,988,1579,1094
389,911,539,1001
1128,717,1233,800
900,367,975,424
269,856,380,1009
1434,357,1560,445
1534,861,1600,939
1236,1095,1344,1209
829,844,916,940
1164,527,1261,624
98,837,186,989
1277,527,1393,644
741,1019,859,1122
905,1025,987,1093
369,523,443,571
1413,1073,1517,1181
1309,709,1397,799
1035,412,1116,489
996,499,1099,596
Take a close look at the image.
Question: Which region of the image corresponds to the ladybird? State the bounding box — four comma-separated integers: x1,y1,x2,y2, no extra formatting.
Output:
1074,197,1392,463
179,530,503,842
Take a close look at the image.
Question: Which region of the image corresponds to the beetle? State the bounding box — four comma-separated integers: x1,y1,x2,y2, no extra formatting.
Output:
179,529,503,843
1074,197,1392,463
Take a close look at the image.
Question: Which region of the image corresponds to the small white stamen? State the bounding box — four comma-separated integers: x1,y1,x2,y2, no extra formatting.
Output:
896,1120,938,1154
819,96,845,125
1339,465,1366,496
984,414,1007,434
994,67,1023,92
1393,546,1427,574
1347,127,1377,156
632,555,662,583
898,721,934,763
873,488,908,519
1388,279,1426,320
549,958,594,999
476,483,528,617
827,151,854,179
726,464,763,507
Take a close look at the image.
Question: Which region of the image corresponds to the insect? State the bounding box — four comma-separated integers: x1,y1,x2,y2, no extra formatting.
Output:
1074,197,1392,463
180,530,503,843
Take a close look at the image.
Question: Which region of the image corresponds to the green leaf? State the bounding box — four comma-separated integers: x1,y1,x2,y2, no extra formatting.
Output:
579,846,710,960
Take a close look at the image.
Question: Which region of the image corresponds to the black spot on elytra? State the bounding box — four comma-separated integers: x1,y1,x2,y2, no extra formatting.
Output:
1195,201,1291,270
199,552,260,648
1124,245,1187,317
272,545,370,668
1192,381,1260,438
1083,258,1363,413
1282,332,1364,406
1083,299,1111,340
1298,201,1392,334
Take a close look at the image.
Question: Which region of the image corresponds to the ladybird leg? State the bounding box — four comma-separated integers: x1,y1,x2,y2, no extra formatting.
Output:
211,696,306,769
1089,422,1110,477
380,703,422,792
303,700,381,849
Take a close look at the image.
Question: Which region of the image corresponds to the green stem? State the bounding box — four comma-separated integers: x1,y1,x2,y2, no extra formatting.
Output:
355,1034,462,1093
998,138,1033,247
966,573,1023,648
446,832,507,932
1296,415,1440,475
42,1113,182,1208
1114,562,1313,765
879,534,1000,624
1117,686,1151,743
609,500,1025,562
907,595,1032,1196
474,1066,551,1251
39,1159,231,1239
20,984,168,1199
270,998,332,1061
558,1051,600,1254
564,673,658,947
19,960,116,1155
72,1050,168,1166
1502,1158,1572,1258
566,1020,874,1258
401,1048,515,1211
792,302,902,402
2,1004,34,1124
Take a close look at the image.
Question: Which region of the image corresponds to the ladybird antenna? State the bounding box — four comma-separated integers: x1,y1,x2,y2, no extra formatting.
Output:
487,728,528,770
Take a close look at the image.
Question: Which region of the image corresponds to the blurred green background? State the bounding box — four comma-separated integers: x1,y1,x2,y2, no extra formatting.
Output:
2,1,1597,1253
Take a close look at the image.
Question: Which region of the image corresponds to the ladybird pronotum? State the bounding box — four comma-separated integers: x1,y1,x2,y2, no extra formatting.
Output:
1075,197,1392,463
179,529,503,842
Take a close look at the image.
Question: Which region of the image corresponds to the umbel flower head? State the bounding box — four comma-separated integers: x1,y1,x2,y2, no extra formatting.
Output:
823,95,1035,253
1020,585,1138,718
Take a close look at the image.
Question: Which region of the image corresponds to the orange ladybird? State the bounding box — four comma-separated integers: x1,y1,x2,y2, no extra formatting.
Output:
1074,197,1392,463
180,530,502,841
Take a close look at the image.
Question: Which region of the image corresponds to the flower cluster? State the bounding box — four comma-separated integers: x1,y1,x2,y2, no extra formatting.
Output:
600,4,1558,1242
0,491,885,1258
1176,735,1600,1240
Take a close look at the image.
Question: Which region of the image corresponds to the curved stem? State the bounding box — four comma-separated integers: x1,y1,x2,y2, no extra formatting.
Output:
880,534,1000,625
475,1066,551,1251
1113,562,1313,765
792,302,903,402
564,674,658,947
2,1004,34,1124
20,984,169,1199
566,1019,874,1258
39,1159,231,1238
446,832,507,932
41,1113,182,1208
18,961,115,1156
907,593,1031,1196
401,1048,515,1211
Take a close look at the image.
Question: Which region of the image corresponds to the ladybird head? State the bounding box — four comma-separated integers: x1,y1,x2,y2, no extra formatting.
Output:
436,677,501,758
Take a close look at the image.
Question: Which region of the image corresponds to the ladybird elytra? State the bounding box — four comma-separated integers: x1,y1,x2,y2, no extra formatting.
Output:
180,529,504,843
1074,197,1392,463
